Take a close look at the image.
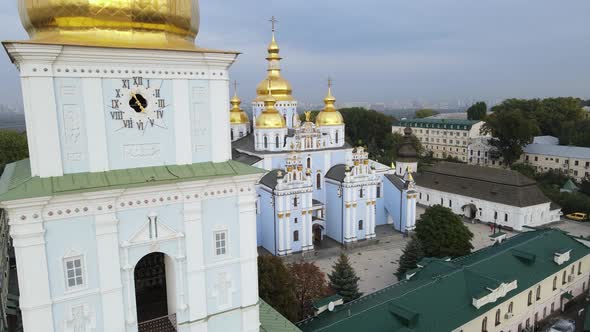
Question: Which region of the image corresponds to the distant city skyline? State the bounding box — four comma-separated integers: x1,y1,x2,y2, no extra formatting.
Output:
1,1,589,108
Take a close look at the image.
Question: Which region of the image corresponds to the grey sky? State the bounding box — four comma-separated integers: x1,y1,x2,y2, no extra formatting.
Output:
1,0,589,107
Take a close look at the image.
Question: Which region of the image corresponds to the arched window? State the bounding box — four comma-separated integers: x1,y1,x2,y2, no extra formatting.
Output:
504,213,508,222
536,285,541,300
571,265,575,275
481,317,487,332
495,309,501,326
335,131,339,144
377,185,381,198
293,231,299,242
230,130,234,141
307,158,311,169
440,198,444,205
579,262,582,275
553,276,557,290
508,301,513,313
527,290,533,305
316,173,321,189
275,135,280,148
562,270,567,285
358,220,363,230
494,211,498,220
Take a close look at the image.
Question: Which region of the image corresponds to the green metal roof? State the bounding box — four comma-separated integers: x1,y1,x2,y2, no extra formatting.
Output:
562,179,579,192
395,118,480,131
0,159,265,202
298,229,590,332
313,295,343,309
260,299,302,332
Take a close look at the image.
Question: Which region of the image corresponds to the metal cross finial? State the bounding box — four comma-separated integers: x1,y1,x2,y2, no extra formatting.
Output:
233,80,239,96
269,16,278,32
327,77,333,89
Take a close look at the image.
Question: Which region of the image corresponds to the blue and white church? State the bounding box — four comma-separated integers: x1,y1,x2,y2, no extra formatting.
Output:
231,25,418,256
0,1,300,332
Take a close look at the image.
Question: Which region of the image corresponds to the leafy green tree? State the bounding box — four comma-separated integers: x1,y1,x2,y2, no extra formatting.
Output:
467,101,487,120
482,110,539,165
0,130,28,175
395,235,424,279
510,163,537,179
258,256,298,322
328,253,362,303
415,205,474,258
415,109,437,119
289,261,328,320
580,177,590,196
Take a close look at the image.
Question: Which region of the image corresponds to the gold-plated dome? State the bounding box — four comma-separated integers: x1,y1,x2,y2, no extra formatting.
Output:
17,0,202,51
229,91,250,125
316,82,344,126
255,18,294,102
255,83,286,129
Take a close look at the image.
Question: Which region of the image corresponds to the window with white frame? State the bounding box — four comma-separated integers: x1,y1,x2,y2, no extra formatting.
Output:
64,256,85,289
215,231,228,256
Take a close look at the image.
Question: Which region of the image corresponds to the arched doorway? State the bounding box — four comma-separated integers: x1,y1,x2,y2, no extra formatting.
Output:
462,204,477,219
135,252,176,331
312,224,324,247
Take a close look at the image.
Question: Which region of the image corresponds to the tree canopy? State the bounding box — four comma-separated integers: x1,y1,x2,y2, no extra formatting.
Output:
467,102,487,120
482,109,539,165
289,261,329,320
257,255,298,322
395,235,424,279
415,205,474,258
328,253,362,303
0,130,28,176
414,109,437,119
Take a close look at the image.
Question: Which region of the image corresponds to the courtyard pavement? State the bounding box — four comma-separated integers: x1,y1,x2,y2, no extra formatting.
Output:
294,218,590,295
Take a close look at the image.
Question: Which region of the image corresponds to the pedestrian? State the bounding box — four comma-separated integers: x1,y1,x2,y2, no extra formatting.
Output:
489,223,494,233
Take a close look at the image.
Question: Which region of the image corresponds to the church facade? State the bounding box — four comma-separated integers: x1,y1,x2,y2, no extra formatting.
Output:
231,26,417,256
0,1,285,332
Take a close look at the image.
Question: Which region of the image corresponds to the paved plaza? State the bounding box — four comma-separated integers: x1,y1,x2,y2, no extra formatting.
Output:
299,218,590,294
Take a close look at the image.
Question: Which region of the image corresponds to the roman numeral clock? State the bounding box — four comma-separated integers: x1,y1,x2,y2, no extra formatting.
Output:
108,77,168,131
103,75,175,169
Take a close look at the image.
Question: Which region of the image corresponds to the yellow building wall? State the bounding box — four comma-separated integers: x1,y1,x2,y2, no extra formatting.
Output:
455,254,590,332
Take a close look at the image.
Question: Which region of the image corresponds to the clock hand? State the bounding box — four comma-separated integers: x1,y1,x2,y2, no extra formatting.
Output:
130,92,146,113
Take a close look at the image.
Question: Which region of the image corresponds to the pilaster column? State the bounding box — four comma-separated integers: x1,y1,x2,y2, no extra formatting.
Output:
344,187,351,243
284,196,292,254
209,79,231,162
183,200,207,322
238,190,259,307
277,196,285,255
7,200,55,332
94,207,125,332
351,189,357,242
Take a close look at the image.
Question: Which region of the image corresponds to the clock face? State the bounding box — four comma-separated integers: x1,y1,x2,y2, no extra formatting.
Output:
108,77,168,132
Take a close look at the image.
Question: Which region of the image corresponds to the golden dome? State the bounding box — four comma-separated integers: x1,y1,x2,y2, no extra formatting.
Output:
17,0,202,51
255,90,286,129
255,22,294,102
316,83,344,126
229,92,249,125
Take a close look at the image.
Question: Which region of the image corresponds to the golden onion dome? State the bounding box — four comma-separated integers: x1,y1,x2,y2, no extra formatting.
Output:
229,93,249,125
17,0,202,51
255,26,294,102
316,83,344,126
255,91,286,129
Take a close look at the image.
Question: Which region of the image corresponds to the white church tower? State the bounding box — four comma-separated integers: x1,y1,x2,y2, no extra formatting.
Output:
0,1,265,331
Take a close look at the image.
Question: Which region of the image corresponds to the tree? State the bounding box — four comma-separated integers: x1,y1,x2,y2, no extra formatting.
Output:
467,102,487,120
289,261,328,320
415,205,474,258
395,235,424,279
258,255,298,322
0,130,28,176
328,253,362,303
482,110,539,165
510,163,537,179
580,177,590,196
415,109,437,118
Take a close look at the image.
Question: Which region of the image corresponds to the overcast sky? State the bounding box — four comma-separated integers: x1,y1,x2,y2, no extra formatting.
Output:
1,0,589,107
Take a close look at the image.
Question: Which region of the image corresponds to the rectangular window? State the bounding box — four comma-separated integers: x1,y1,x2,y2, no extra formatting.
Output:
215,231,227,256
377,185,381,198
64,257,84,289
575,160,579,166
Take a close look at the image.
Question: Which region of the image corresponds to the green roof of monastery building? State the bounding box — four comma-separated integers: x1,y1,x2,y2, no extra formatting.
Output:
297,229,590,332
0,159,266,202
395,118,480,131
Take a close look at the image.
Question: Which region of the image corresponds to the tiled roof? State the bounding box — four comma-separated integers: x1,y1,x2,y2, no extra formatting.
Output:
414,162,550,207
395,118,480,131
0,159,265,201
298,229,590,332
260,299,302,332
524,143,590,160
